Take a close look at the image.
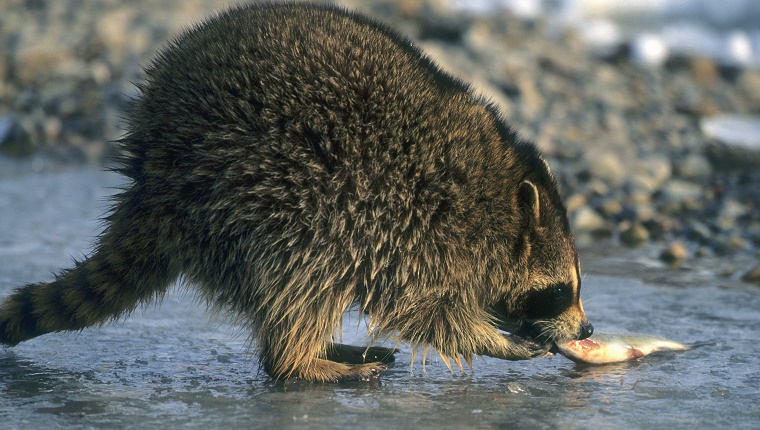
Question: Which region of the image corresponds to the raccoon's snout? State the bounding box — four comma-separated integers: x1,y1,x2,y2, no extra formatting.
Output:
579,322,594,340
513,320,593,343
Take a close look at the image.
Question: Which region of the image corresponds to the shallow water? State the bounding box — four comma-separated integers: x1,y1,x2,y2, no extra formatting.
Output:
1,162,758,429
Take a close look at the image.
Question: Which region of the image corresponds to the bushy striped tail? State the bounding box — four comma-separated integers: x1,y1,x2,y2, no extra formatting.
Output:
0,232,177,345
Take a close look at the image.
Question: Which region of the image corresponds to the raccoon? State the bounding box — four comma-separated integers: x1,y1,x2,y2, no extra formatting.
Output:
0,3,592,382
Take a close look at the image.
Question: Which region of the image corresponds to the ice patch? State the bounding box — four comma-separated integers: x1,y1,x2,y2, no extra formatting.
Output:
701,114,760,151
447,0,760,68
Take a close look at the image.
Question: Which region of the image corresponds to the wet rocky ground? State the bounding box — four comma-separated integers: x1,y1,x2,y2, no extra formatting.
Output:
1,0,759,282
2,161,760,430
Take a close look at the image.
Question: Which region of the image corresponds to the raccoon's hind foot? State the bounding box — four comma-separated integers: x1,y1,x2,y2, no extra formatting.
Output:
325,343,397,365
272,358,386,383
332,362,386,382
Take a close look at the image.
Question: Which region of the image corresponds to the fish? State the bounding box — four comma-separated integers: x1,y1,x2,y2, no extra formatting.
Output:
554,331,690,364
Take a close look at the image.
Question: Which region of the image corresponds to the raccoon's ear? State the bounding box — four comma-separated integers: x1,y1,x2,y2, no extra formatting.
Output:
518,180,541,224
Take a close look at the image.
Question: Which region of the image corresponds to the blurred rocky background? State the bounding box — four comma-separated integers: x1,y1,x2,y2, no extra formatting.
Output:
1,0,759,281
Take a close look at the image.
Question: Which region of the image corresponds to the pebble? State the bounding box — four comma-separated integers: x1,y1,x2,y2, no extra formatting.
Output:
716,200,748,230
0,116,35,157
741,265,760,285
635,155,673,187
737,70,760,108
660,242,688,266
565,193,587,213
620,224,650,247
659,180,704,205
701,114,760,151
675,154,713,181
630,33,669,67
583,151,628,188
571,207,609,235
684,221,714,243
599,199,623,217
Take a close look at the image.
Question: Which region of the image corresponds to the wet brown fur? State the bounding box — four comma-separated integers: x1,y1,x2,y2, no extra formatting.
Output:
0,3,591,382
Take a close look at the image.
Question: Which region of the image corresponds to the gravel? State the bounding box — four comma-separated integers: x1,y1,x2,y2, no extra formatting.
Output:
1,0,758,275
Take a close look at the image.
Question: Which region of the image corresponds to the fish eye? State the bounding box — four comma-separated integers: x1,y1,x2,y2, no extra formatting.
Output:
523,283,574,320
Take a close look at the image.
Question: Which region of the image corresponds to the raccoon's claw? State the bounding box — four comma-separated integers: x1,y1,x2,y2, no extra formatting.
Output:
336,362,386,382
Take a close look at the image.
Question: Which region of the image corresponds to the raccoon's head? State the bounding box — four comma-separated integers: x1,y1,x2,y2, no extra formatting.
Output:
493,179,593,345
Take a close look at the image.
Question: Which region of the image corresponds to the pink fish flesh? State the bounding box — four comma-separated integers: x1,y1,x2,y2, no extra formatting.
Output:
555,331,689,364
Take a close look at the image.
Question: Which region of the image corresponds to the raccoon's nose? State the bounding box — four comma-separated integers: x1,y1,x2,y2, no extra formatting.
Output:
579,322,594,340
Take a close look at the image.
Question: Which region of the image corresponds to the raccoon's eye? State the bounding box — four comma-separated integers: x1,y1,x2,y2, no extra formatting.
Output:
523,283,573,320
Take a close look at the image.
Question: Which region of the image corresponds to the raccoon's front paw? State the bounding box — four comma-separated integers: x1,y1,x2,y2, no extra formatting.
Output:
502,333,551,360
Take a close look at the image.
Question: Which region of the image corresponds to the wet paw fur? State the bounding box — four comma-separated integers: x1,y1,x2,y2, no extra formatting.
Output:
335,362,386,382
276,358,387,383
502,333,552,360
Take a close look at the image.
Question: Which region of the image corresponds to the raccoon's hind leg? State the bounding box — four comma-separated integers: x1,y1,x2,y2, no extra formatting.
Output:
262,348,387,383
259,332,389,382
256,302,388,382
0,199,179,345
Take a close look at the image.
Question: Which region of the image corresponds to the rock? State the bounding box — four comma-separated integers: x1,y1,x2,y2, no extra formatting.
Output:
619,198,656,222
738,69,760,109
43,116,63,143
625,174,658,197
726,235,748,251
660,242,688,266
642,217,678,240
620,223,649,246
659,180,704,204
96,9,136,53
690,57,718,87
716,199,748,230
634,155,672,187
741,264,760,285
660,179,704,212
599,199,623,217
676,153,713,181
706,141,760,171
514,72,544,114
0,116,35,157
571,206,610,235
585,179,610,197
711,235,748,257
565,193,587,213
702,115,760,170
702,115,760,151
725,31,753,66
671,74,705,116
630,33,668,68
583,151,627,188
683,221,713,243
